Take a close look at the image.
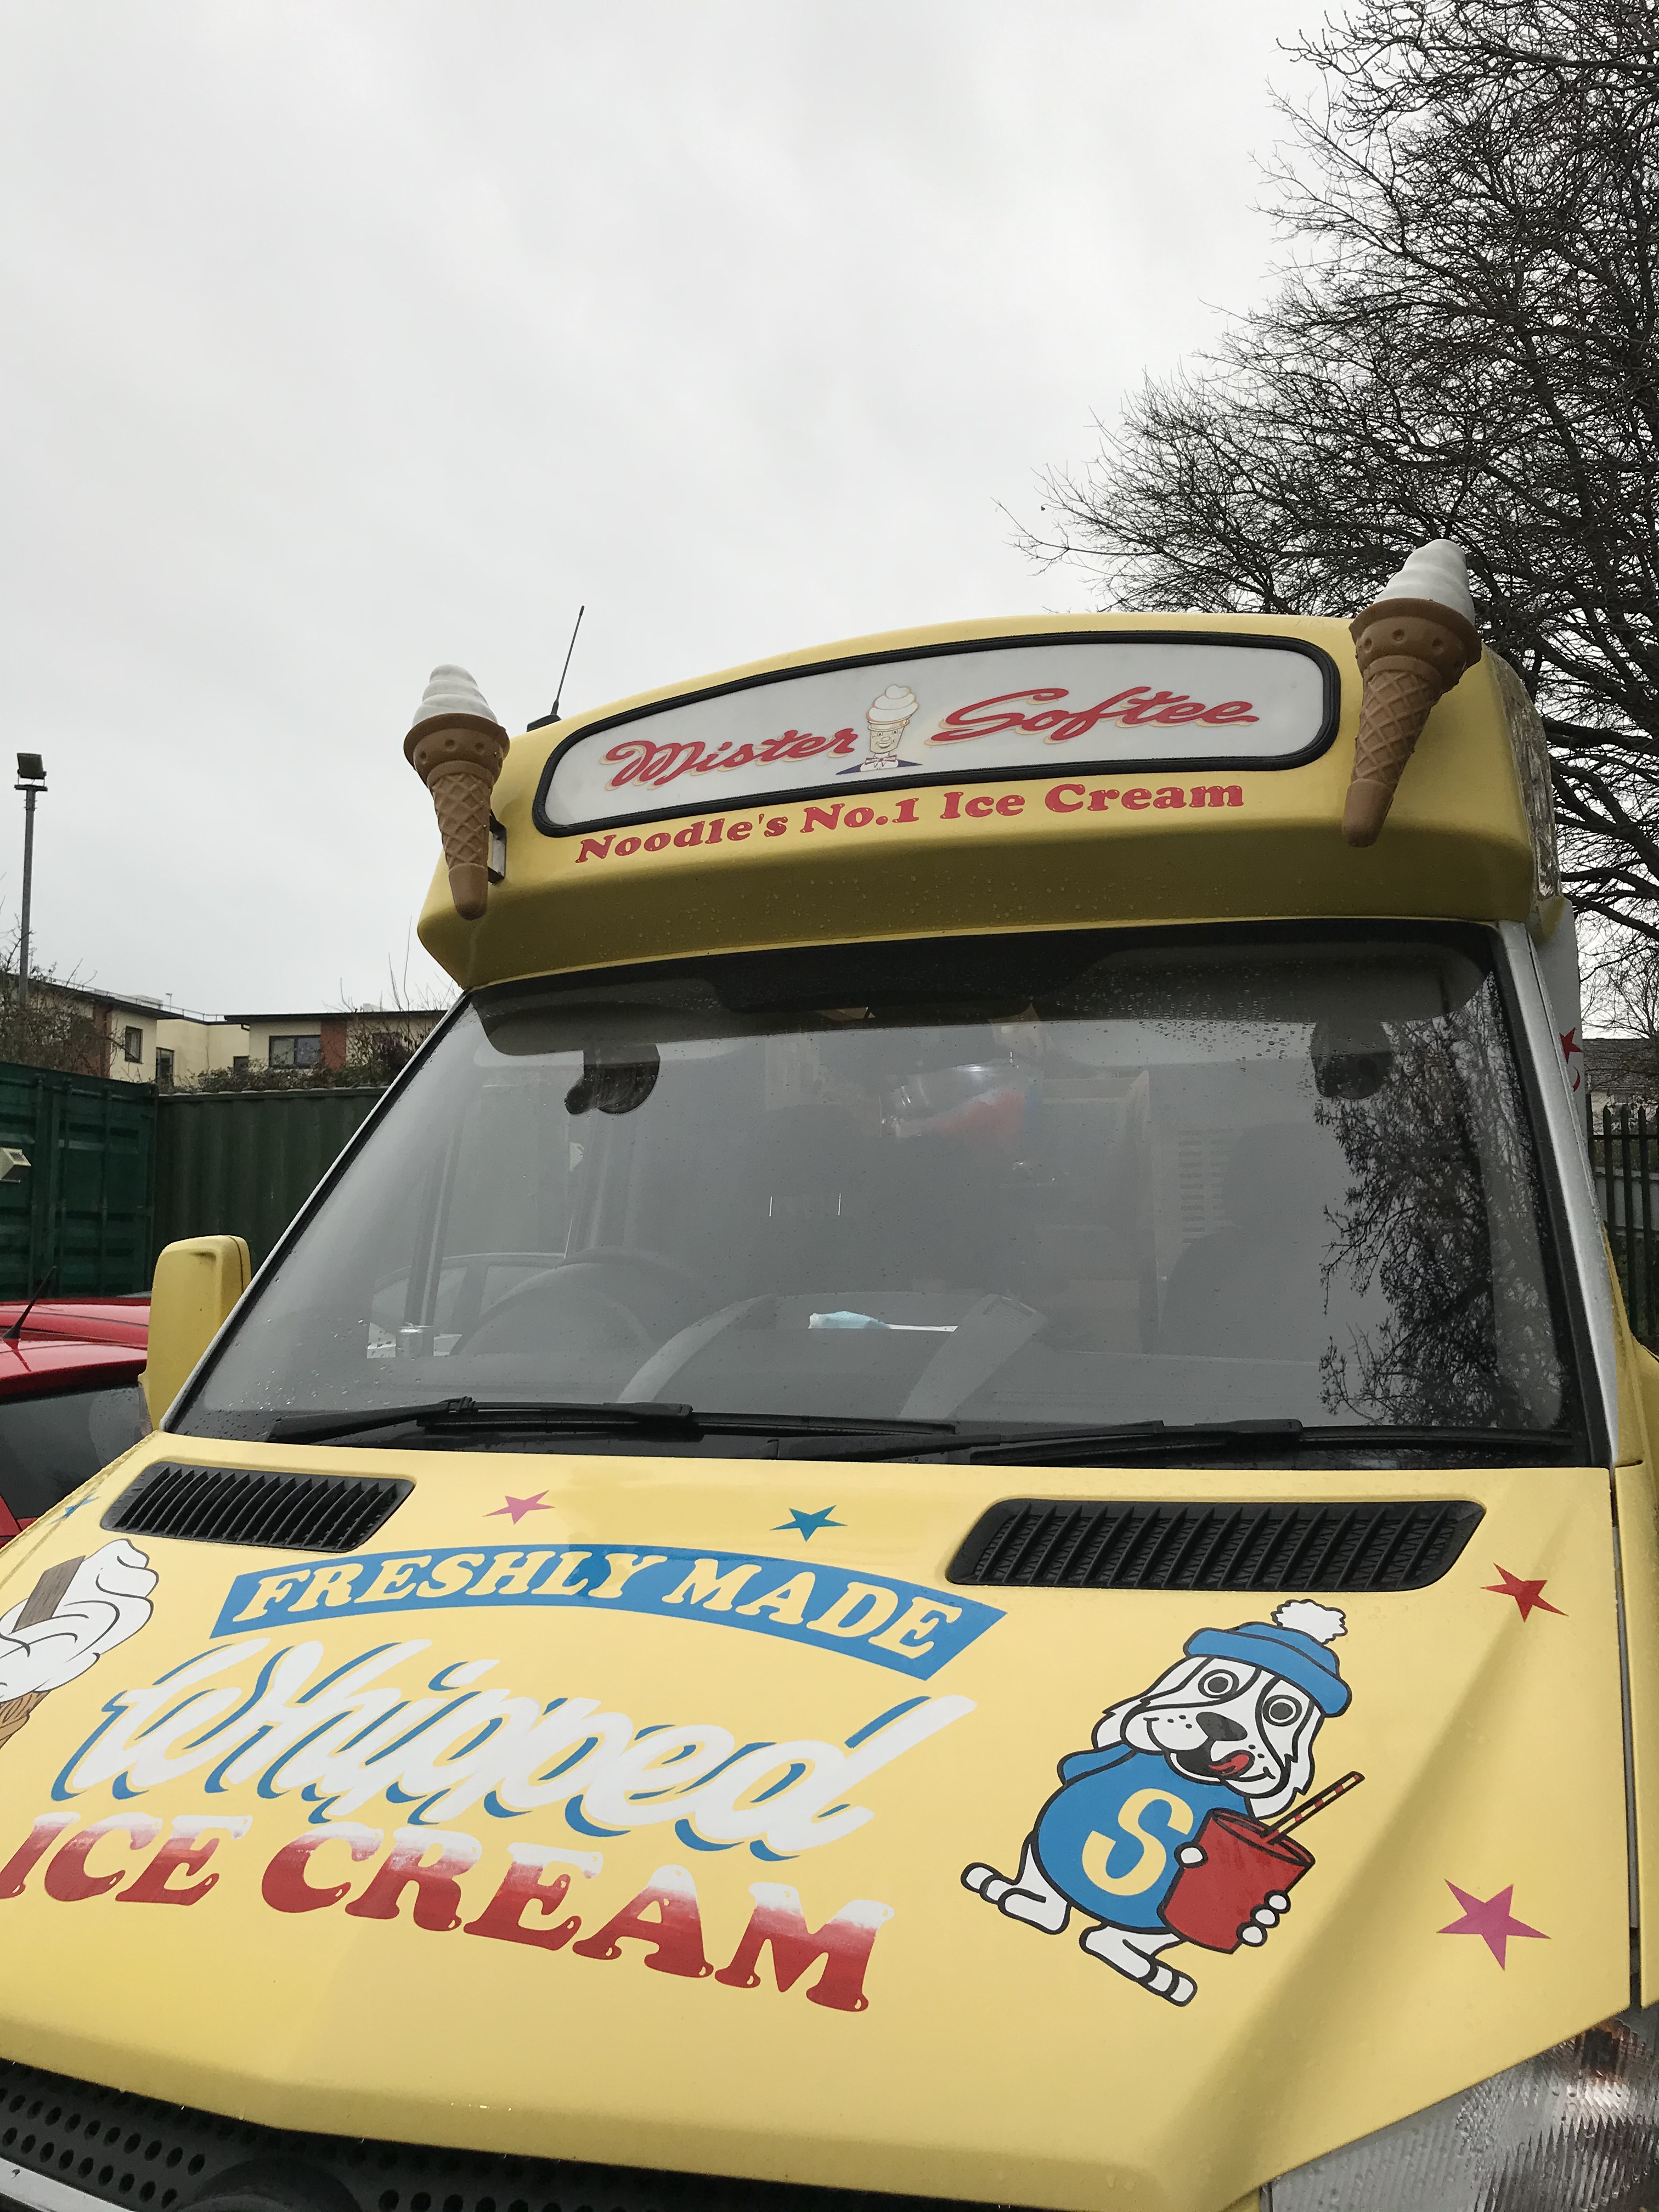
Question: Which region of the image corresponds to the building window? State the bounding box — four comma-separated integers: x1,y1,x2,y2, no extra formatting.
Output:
232,1056,249,1074
122,1026,143,1064
154,1047,174,1090
269,1034,321,1069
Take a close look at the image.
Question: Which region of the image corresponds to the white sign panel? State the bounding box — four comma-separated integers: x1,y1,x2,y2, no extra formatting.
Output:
534,634,1337,836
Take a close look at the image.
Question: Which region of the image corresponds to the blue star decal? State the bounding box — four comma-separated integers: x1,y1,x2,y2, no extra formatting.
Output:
775,1506,844,1543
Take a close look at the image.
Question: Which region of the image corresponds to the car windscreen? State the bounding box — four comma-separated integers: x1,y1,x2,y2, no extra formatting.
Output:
175,927,1577,1448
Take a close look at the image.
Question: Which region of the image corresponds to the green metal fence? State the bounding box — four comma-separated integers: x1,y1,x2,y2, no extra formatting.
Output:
1592,1101,1659,1347
0,1066,385,1297
0,1064,156,1299
150,1087,382,1274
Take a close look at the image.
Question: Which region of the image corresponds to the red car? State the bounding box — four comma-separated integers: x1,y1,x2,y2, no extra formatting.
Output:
0,1296,149,1542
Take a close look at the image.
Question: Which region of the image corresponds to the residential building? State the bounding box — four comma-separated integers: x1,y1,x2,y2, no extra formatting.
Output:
0,973,441,1087
1585,1036,1659,1120
95,991,163,1085
88,994,249,1088
153,1013,253,1089
227,1008,445,1077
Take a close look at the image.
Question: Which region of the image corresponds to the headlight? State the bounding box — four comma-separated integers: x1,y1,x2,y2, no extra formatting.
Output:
1268,2008,1659,2210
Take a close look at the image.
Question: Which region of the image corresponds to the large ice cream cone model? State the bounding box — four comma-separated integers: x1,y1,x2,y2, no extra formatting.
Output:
1344,539,1482,847
404,665,510,919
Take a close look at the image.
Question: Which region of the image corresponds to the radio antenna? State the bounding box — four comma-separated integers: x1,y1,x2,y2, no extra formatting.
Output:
4,1263,56,1343
548,604,586,724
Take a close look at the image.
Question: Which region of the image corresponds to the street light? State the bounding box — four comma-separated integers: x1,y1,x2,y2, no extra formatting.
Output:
15,753,45,1014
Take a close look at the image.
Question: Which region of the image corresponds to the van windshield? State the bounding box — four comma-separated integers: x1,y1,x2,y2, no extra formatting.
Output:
178,928,1576,1453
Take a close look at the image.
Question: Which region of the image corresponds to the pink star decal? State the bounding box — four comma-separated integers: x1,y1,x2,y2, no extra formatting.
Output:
1484,1565,1564,1622
1438,1881,1548,1967
489,1491,551,1525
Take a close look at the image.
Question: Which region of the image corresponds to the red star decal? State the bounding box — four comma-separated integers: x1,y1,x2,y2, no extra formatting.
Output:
1561,1026,1582,1064
1484,1565,1564,1622
489,1491,551,1525
1438,1881,1548,1967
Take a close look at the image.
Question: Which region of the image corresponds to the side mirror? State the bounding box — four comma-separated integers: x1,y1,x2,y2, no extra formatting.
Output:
143,1235,251,1426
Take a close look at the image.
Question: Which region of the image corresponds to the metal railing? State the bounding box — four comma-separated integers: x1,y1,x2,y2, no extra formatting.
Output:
1590,1101,1659,1346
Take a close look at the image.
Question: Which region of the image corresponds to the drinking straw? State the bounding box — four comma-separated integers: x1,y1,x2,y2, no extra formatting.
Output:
1267,1770,1364,1836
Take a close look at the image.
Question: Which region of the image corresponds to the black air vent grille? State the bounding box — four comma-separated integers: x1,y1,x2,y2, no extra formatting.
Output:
949,1498,1483,1592
103,1462,410,1552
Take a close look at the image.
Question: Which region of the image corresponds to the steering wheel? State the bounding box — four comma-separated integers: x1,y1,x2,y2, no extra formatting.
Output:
454,1246,721,1357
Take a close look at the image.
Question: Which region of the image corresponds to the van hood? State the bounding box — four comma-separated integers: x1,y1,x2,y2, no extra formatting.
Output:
0,1442,1630,2212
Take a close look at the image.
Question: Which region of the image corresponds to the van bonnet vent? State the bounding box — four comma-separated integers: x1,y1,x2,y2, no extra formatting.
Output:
949,1498,1483,1593
103,1462,410,1552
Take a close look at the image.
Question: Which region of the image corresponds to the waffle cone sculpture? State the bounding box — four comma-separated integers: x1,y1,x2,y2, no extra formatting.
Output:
404,665,510,919
0,1689,43,1751
1344,540,1482,847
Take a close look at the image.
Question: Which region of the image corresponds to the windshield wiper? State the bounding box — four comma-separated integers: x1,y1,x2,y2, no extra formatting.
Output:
1285,1424,1576,1458
263,1403,1565,1461
265,1400,960,1446
786,1418,1301,1462
268,1398,473,1442
815,1418,1571,1465
266,1397,698,1443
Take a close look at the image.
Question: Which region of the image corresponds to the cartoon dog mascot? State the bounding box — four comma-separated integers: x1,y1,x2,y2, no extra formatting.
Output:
0,1538,156,1753
964,1601,1351,2007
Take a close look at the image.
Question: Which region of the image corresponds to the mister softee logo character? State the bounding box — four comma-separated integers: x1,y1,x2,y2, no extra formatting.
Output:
963,1602,1360,2007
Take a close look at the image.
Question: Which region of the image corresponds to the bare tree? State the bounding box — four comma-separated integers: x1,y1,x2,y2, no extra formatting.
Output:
0,927,110,1075
1317,990,1560,1424
1577,927,1659,1100
1023,0,1659,934
336,939,456,1082
187,941,455,1094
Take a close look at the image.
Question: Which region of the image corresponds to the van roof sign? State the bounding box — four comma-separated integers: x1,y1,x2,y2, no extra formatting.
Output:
534,631,1340,837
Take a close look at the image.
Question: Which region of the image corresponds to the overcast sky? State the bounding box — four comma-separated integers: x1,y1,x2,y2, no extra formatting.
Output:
3,0,1319,1015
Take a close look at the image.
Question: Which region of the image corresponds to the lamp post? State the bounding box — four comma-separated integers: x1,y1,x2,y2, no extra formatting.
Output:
15,753,45,1015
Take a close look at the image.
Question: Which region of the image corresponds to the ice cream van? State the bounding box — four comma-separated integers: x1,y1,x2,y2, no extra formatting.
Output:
2,544,1655,2212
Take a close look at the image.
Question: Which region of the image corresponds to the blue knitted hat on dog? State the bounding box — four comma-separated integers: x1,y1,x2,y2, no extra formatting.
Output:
1184,1601,1350,1716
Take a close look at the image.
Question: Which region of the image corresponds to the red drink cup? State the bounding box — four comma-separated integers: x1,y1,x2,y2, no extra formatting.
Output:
1161,1810,1313,1952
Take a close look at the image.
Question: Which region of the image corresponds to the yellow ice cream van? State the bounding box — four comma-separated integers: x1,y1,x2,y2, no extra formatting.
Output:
2,551,1655,2212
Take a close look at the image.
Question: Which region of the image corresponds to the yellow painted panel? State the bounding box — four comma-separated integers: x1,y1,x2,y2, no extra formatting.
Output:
0,1440,1627,2212
416,614,1536,989
141,1235,251,1425
1624,1344,1659,2001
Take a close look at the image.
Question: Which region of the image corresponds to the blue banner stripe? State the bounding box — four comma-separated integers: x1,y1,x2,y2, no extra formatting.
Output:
211,1543,1000,1679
